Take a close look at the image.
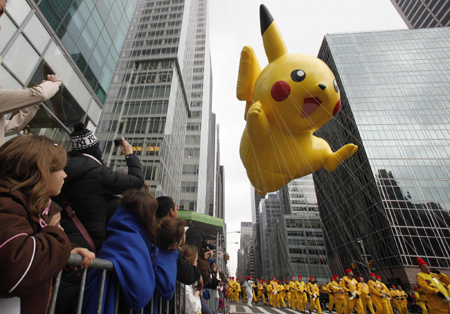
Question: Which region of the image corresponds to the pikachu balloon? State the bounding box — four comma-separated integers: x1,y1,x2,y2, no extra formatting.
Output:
237,5,358,195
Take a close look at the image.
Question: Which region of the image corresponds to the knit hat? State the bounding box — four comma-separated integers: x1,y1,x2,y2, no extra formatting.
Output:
417,258,427,268
333,275,339,279
259,279,261,281
346,269,352,274
391,285,395,288
414,287,418,291
310,276,314,281
286,279,289,283
358,277,363,281
331,277,334,281
298,275,302,279
369,273,375,277
376,275,381,280
70,122,102,161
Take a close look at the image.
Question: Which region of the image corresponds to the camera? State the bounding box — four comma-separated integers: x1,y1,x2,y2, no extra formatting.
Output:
114,138,124,147
203,241,216,252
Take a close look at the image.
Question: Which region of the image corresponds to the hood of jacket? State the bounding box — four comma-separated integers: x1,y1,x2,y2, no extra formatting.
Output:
64,151,102,185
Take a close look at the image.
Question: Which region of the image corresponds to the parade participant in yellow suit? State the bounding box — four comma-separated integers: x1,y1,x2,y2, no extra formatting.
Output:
228,277,235,302
340,269,363,314
289,276,297,309
279,280,287,307
269,277,277,307
327,278,336,313
297,275,308,312
331,275,346,314
358,276,375,314
368,273,391,314
397,285,409,314
416,258,450,314
273,280,280,308
284,280,290,305
234,278,242,303
307,276,322,314
381,277,394,314
414,287,428,314
256,279,265,303
389,285,400,313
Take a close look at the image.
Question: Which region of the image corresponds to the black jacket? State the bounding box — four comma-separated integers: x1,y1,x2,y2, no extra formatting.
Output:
60,152,144,252
177,248,201,284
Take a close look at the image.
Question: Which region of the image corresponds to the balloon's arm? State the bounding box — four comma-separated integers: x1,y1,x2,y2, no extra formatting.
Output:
236,45,261,121
246,101,269,147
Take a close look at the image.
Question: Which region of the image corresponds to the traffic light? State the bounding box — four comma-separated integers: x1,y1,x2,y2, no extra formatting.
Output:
368,260,373,271
351,263,356,269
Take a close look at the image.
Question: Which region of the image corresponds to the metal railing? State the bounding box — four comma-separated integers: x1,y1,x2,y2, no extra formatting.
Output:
48,254,225,314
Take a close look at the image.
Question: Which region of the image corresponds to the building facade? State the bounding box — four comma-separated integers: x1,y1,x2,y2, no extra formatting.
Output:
95,0,217,203
1,0,135,145
259,193,283,279
315,27,450,285
390,0,450,28
251,189,264,279
268,176,331,281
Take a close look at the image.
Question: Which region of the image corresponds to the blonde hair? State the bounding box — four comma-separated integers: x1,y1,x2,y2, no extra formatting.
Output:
0,135,67,219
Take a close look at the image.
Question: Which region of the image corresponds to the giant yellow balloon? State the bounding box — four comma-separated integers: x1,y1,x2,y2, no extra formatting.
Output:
237,4,358,195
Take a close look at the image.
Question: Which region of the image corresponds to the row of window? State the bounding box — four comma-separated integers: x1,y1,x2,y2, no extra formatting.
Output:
137,13,183,23
119,117,166,134
127,47,178,57
116,84,172,99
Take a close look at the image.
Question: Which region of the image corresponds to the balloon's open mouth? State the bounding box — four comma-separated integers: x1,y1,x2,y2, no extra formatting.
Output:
302,97,322,118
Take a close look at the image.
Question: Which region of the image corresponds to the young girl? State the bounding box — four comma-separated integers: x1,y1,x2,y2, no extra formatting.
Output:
0,135,94,314
81,186,185,314
182,244,202,314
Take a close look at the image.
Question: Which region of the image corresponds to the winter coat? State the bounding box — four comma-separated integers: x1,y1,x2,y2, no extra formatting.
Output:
0,81,60,145
81,204,178,314
60,151,144,252
0,190,71,314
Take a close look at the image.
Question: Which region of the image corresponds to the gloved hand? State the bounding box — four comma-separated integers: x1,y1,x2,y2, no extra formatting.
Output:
348,291,353,296
430,268,441,274
437,292,446,299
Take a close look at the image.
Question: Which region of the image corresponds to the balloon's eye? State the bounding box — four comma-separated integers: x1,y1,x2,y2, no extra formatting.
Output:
333,79,339,93
291,70,306,82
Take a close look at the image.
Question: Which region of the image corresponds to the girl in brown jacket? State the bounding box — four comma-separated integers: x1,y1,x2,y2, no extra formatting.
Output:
0,135,94,314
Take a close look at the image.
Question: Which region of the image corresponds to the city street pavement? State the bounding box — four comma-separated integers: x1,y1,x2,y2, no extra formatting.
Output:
228,302,337,314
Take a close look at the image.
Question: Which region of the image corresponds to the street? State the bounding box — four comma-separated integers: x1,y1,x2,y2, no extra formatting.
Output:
228,303,336,314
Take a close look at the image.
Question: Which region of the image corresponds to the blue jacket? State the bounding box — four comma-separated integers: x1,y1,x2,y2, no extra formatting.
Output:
80,204,178,314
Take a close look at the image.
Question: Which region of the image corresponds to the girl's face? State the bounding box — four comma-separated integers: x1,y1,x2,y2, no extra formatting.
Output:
213,265,218,272
48,169,67,196
193,254,198,266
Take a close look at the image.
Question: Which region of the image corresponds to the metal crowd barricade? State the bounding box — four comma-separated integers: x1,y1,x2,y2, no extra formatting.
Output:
48,253,187,314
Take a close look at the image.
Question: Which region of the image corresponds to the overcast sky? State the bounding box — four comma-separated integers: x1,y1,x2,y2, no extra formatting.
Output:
208,0,407,275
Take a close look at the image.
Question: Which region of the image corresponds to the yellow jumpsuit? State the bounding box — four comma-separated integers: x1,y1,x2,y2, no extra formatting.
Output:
397,290,409,314
415,291,428,314
389,289,401,313
330,280,347,314
284,283,290,305
243,285,247,303
228,280,236,302
327,282,336,311
307,282,322,314
277,284,286,308
256,282,266,303
297,280,308,311
340,276,364,314
358,282,375,314
382,284,394,314
273,283,280,308
234,282,241,302
289,280,297,308
417,271,450,314
252,283,257,302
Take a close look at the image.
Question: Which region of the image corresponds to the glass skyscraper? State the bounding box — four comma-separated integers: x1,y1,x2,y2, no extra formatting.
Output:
1,0,137,146
390,0,450,28
269,176,331,281
315,27,450,285
97,0,216,204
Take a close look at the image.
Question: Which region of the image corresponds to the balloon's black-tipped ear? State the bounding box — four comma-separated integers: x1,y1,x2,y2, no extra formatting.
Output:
259,4,288,63
260,4,274,36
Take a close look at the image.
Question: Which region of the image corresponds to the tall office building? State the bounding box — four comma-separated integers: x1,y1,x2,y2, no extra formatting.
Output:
96,0,216,203
315,27,450,284
390,0,450,28
179,0,215,214
259,193,283,278
237,222,252,279
1,0,136,144
268,176,331,281
251,189,264,279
